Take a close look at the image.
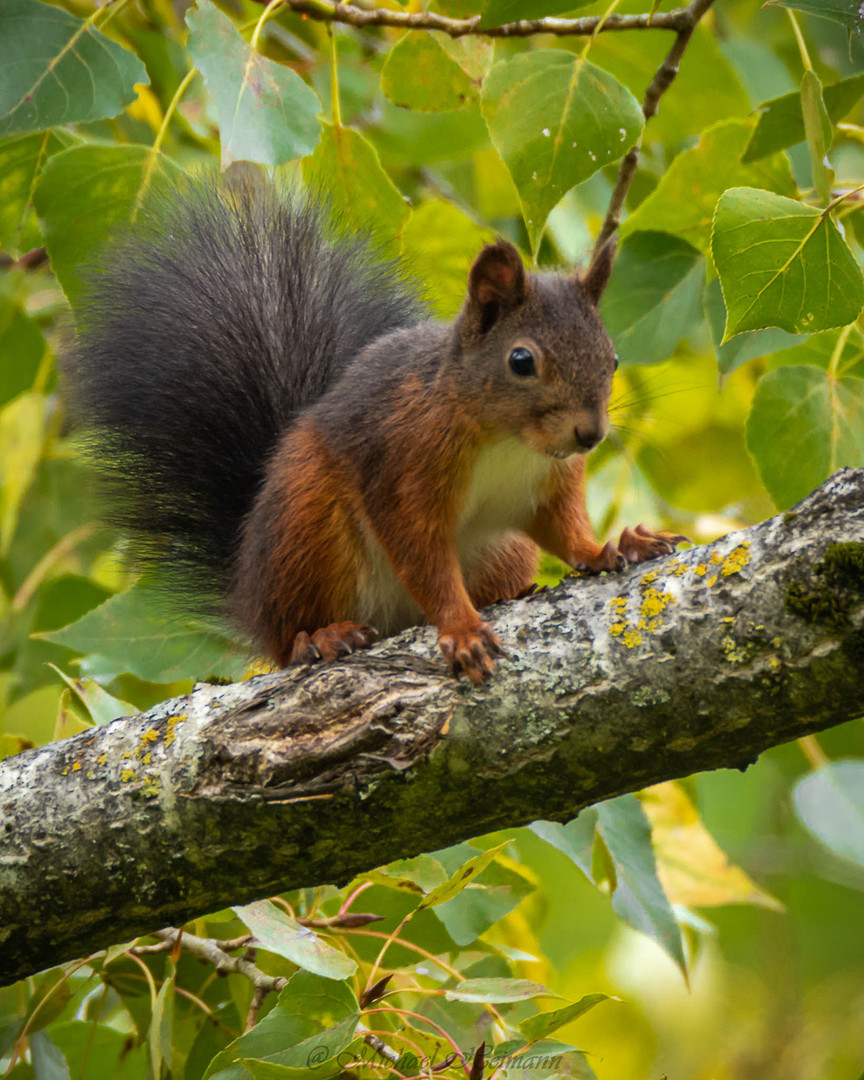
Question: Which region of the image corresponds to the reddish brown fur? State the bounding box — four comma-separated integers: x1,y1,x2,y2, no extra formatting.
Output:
232,238,683,681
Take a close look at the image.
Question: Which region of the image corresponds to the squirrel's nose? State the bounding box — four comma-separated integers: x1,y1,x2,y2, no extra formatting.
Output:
573,423,604,451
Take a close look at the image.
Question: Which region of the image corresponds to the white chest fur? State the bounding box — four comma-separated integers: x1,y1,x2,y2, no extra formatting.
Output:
357,437,553,633
457,437,552,561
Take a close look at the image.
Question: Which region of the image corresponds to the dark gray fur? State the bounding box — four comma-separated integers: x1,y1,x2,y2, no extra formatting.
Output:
66,180,426,613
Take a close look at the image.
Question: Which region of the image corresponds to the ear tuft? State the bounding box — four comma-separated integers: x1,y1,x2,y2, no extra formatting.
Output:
468,241,527,310
580,236,617,305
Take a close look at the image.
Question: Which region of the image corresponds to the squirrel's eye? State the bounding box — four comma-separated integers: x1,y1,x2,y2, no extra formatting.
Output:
509,346,537,378
613,352,619,372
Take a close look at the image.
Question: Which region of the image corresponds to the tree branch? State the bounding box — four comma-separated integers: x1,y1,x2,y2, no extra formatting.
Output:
2,470,863,986
277,0,694,38
593,0,717,255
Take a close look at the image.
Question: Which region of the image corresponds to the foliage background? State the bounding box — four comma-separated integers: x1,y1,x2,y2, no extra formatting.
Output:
1,0,864,1074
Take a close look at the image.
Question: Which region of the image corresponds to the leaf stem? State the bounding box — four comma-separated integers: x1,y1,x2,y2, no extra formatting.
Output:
579,0,623,62
251,0,286,51
328,24,342,128
132,67,197,221
786,9,813,71
827,322,853,381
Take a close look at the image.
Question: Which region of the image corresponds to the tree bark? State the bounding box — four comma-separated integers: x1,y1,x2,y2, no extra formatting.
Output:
2,469,863,986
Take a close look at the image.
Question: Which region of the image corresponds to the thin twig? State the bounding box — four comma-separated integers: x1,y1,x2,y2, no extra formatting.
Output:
593,0,718,256
276,0,693,37
133,928,287,996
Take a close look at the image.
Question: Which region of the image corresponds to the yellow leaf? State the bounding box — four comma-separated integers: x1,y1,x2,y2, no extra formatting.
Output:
641,781,783,910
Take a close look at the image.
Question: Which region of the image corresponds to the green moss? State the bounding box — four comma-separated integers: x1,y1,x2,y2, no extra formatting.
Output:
785,541,864,629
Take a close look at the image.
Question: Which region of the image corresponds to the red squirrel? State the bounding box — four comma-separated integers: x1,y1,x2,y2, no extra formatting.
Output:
67,179,684,683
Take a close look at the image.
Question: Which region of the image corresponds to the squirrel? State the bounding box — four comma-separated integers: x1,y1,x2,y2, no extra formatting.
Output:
66,178,685,684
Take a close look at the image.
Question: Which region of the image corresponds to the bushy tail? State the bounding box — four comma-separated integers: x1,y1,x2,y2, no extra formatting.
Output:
66,178,425,616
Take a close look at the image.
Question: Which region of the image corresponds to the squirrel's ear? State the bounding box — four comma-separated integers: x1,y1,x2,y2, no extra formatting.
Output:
580,236,617,305
468,241,527,311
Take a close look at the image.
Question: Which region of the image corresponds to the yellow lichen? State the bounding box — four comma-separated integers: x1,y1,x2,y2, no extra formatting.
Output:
97,754,107,765
121,769,138,782
673,565,687,577
622,628,643,648
694,564,708,576
609,622,627,637
71,761,81,771
640,586,673,620
165,713,187,747
721,542,751,576
642,570,658,584
709,551,723,565
608,597,628,613
141,729,159,743
61,767,70,776
141,752,151,765
707,575,719,587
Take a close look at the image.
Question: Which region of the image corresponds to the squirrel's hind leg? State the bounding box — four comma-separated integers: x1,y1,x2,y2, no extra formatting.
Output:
465,535,539,608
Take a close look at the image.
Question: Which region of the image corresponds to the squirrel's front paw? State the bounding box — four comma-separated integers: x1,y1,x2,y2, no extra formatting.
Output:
617,523,689,565
438,621,506,684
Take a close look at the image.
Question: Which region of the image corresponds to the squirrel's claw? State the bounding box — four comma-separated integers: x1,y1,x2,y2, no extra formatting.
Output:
439,621,504,683
576,539,626,574
617,523,689,566
289,623,379,666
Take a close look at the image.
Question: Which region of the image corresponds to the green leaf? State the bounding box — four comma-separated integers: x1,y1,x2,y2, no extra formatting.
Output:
704,277,802,376
38,582,248,684
0,299,45,407
743,73,864,162
207,971,359,1078
47,1021,150,1080
381,34,477,112
587,27,749,144
47,664,137,726
595,796,686,978
793,761,864,868
29,1031,71,1080
419,841,510,909
0,392,45,556
444,977,551,1003
401,200,494,319
360,854,449,894
800,70,833,205
150,969,174,1080
302,123,410,250
33,144,183,304
519,995,612,1041
745,365,864,508
480,0,595,29
233,900,357,980
765,327,864,378
0,132,63,255
769,0,863,37
599,232,704,367
0,0,148,136
481,50,643,255
528,813,596,878
490,1039,590,1073
434,859,535,946
712,187,864,338
186,0,321,168
622,119,796,253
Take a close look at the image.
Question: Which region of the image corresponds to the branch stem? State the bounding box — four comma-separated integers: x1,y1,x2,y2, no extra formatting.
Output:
592,0,718,257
